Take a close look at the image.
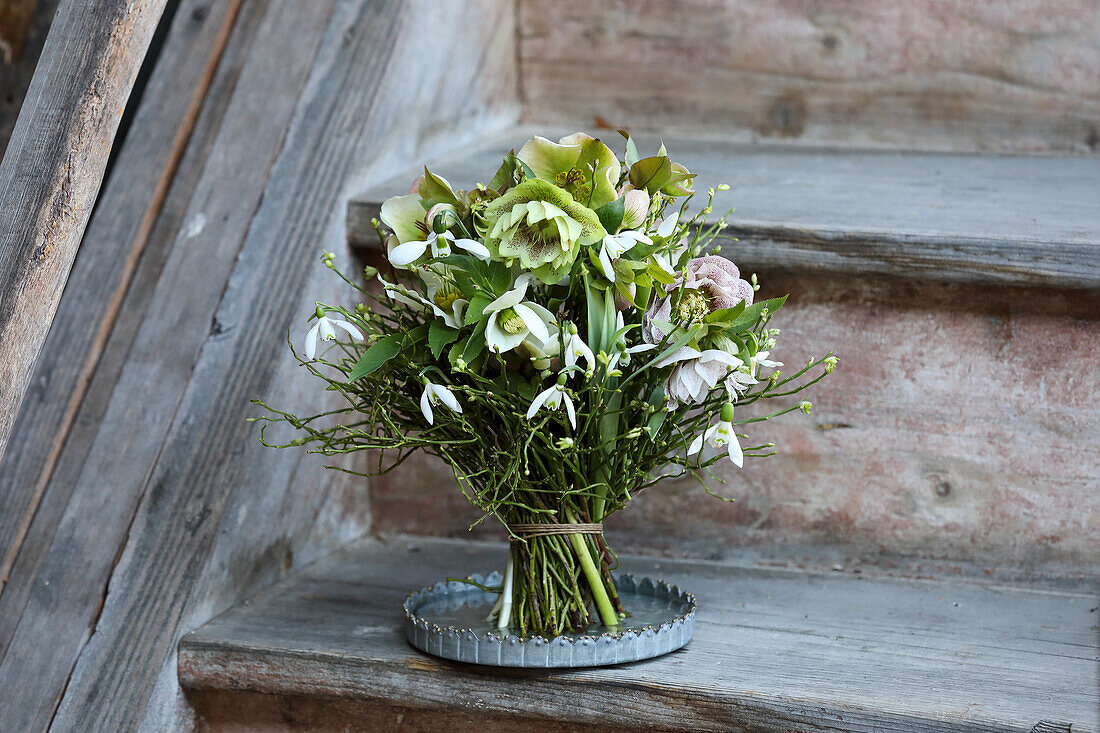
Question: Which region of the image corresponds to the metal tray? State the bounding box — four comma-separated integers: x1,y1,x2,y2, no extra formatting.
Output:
403,572,695,667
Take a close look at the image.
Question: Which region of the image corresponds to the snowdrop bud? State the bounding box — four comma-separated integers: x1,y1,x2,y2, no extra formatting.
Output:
799,400,813,414
769,370,782,382
362,264,378,279
556,437,574,450
823,356,838,374
625,428,644,439
620,188,650,229
608,368,623,377
320,251,336,268
720,402,735,422
354,303,368,315
750,273,760,291
717,184,730,191
455,357,467,370
540,369,553,380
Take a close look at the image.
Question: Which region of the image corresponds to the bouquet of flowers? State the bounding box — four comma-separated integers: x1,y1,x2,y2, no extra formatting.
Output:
256,131,834,637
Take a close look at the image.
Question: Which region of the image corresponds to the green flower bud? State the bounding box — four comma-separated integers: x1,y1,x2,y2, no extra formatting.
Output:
720,402,735,422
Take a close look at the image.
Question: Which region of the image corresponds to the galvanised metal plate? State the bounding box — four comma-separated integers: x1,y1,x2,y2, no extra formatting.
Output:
403,572,695,667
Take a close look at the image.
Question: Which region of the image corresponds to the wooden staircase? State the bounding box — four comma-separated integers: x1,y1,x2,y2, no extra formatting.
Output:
0,1,1096,731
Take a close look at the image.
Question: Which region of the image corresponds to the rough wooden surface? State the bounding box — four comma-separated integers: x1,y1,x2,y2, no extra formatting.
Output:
189,689,666,733
517,0,1100,153
0,0,243,594
347,128,1100,288
0,0,520,730
0,0,168,462
179,535,1100,733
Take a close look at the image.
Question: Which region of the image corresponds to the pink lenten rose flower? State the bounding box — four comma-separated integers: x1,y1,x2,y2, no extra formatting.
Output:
643,256,753,344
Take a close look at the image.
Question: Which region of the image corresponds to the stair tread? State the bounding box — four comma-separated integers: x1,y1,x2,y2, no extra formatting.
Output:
179,535,1099,733
347,128,1100,288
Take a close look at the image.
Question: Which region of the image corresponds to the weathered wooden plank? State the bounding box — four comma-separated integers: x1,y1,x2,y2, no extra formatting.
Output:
518,0,1100,153
179,535,1100,733
0,1,337,730
0,0,168,462
346,128,1100,288
38,1,519,730
189,688,661,733
0,0,246,596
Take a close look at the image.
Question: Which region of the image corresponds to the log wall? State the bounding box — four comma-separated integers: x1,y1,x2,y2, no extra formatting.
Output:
518,0,1100,153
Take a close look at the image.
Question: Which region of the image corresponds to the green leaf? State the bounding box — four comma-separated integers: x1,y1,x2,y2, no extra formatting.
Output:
647,262,674,285
628,156,673,194
418,167,462,208
489,151,518,190
646,409,667,438
703,302,746,324
593,196,625,233
464,294,492,326
463,320,487,361
515,157,536,181
618,130,639,168
428,321,460,359
347,334,401,381
726,295,787,333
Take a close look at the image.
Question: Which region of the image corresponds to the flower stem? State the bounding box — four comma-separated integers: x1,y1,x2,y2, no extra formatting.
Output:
565,508,618,628
497,550,514,630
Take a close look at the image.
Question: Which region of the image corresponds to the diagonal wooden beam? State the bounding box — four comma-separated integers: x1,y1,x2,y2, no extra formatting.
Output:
0,0,168,463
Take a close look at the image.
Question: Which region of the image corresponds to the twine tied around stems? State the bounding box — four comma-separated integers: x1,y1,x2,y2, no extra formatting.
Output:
507,523,603,539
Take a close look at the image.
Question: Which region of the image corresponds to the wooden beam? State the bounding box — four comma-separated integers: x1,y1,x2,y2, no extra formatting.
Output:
0,0,168,463
0,0,244,594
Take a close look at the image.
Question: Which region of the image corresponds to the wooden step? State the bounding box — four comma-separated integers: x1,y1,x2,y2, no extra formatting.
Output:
346,128,1100,289
179,535,1099,733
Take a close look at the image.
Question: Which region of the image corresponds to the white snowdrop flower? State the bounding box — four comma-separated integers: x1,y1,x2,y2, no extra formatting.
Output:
526,375,576,429
389,230,490,268
563,326,596,376
749,350,783,377
419,380,462,425
687,403,743,467
597,230,651,283
304,306,363,360
484,275,556,355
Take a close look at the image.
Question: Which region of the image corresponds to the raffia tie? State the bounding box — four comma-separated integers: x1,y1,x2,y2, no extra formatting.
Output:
507,523,603,540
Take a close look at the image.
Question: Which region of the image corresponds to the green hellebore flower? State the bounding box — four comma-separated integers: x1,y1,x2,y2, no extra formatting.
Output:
516,132,621,209
484,179,606,284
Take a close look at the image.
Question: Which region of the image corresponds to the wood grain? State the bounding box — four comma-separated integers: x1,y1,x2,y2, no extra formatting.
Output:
0,0,242,594
346,127,1100,288
179,535,1100,733
11,1,518,730
0,0,167,461
0,1,335,730
517,0,1100,153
